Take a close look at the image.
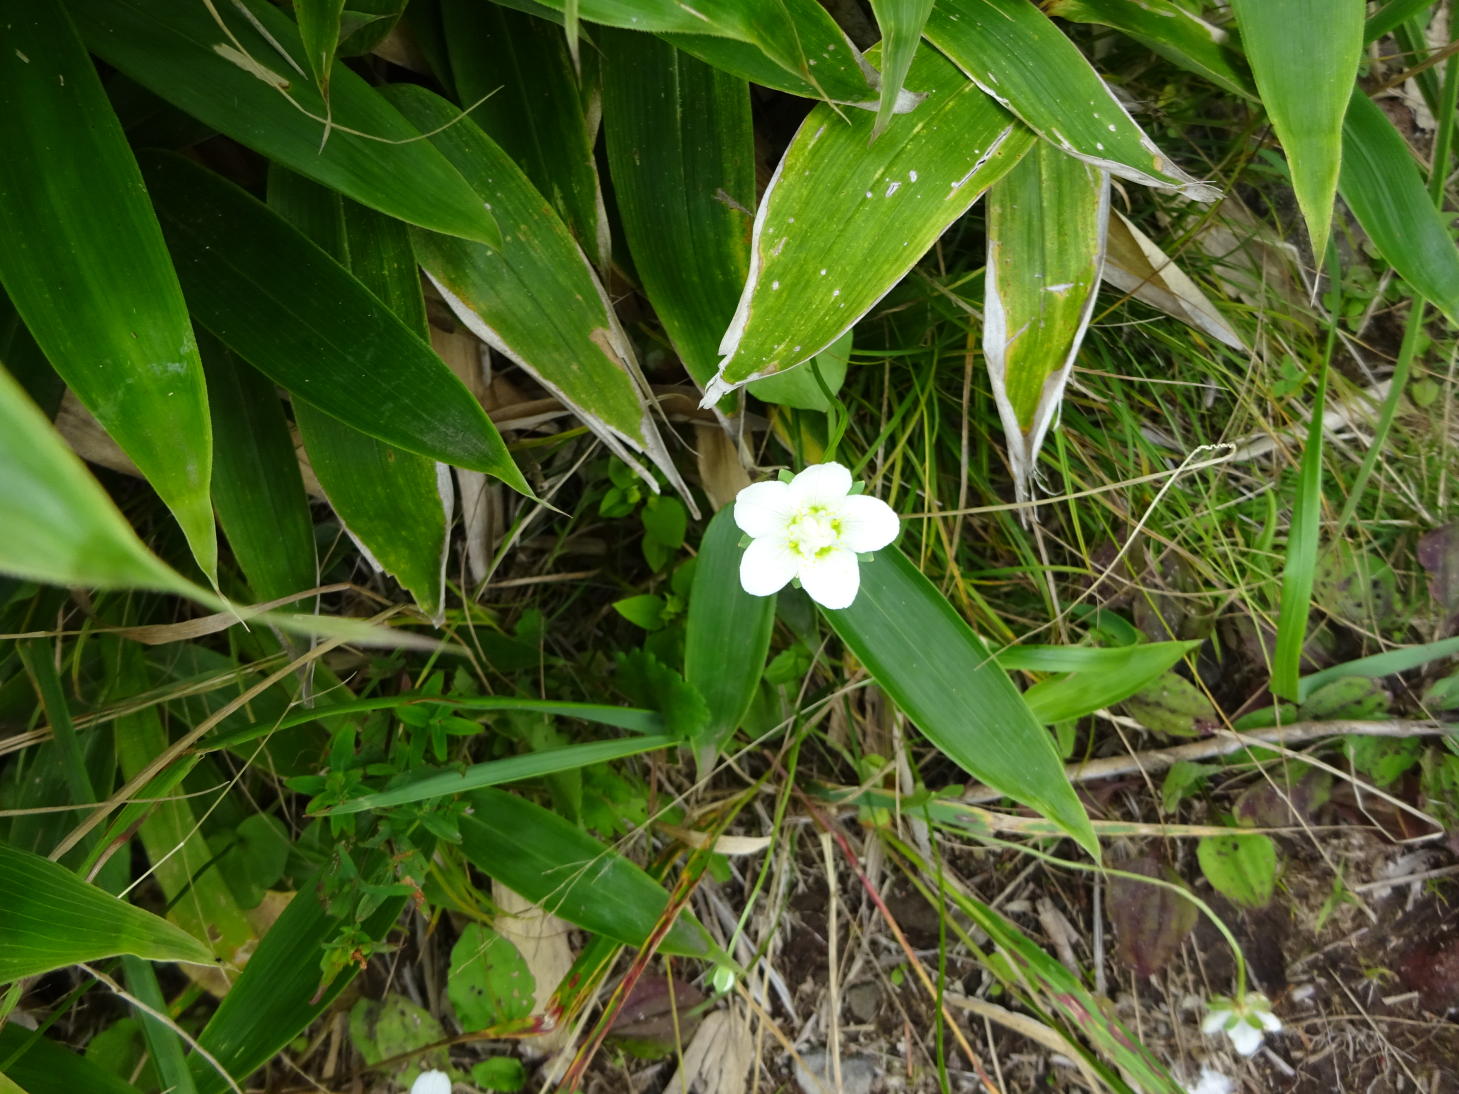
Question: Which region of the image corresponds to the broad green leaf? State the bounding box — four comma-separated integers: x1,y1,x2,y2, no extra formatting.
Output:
140,151,528,492
267,166,452,618
870,0,935,138
295,0,347,94
448,924,536,1030
1365,0,1440,43
747,330,853,411
1299,634,1459,703
444,0,609,268
324,735,677,814
0,1,215,579
924,0,1218,199
387,86,691,502
826,550,1096,857
526,0,877,104
704,46,1035,398
0,1026,144,1094
1196,833,1277,909
601,30,754,389
1340,90,1459,327
0,364,191,595
0,843,214,981
684,508,776,772
189,867,405,1094
1045,0,1252,99
114,647,255,977
202,335,319,605
984,142,1108,502
1230,0,1364,260
1004,641,1202,725
68,0,499,246
459,789,719,959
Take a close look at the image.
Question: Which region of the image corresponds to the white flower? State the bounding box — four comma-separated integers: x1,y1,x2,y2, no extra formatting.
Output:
1183,1064,1236,1094
410,1070,452,1094
1201,992,1281,1057
733,462,899,610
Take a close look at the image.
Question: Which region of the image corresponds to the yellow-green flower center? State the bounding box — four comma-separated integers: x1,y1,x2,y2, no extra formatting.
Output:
786,506,841,559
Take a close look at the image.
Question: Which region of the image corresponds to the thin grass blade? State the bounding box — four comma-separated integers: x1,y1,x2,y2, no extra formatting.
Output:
1273,360,1329,700
140,151,527,490
601,30,754,389
984,143,1109,502
324,736,677,814
925,0,1217,200
0,1,215,579
1229,0,1364,260
826,550,1098,857
68,0,499,246
460,789,720,959
387,85,692,504
704,45,1034,398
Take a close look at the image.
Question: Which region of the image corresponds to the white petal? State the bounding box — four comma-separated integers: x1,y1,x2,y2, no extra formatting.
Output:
799,547,861,609
411,1071,453,1094
1257,1010,1282,1033
836,493,899,552
786,461,852,507
739,536,798,597
1187,1066,1235,1094
734,480,794,538
1228,1021,1263,1056
1201,1010,1231,1036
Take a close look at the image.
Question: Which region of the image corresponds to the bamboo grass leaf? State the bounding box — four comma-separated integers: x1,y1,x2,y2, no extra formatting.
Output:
705,45,1034,398
523,0,878,104
984,143,1109,503
202,335,319,606
870,0,936,138
294,0,346,95
1339,90,1459,327
601,30,755,389
1229,0,1365,260
139,151,528,492
266,167,453,619
386,85,693,506
444,0,610,269
0,843,216,981
67,0,500,246
0,0,216,580
1045,0,1252,100
0,1026,145,1094
826,550,1098,857
924,0,1218,200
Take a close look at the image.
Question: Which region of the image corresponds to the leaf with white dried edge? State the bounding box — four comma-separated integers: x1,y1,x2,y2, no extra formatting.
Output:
924,0,1218,201
1103,212,1247,351
1229,0,1364,262
387,84,695,511
984,143,1109,504
703,44,1034,400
